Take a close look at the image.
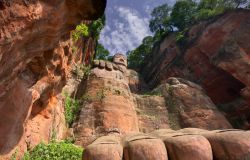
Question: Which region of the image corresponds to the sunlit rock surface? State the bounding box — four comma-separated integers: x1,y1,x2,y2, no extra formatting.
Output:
0,0,106,158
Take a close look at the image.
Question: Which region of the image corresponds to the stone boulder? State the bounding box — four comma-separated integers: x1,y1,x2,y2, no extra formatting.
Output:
154,77,232,130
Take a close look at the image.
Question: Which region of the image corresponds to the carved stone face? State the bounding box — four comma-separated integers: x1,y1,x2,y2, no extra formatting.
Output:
113,53,127,67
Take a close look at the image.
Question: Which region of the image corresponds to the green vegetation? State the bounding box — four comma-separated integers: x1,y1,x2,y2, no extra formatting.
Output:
127,0,247,69
127,36,155,69
64,93,80,126
149,4,173,34
88,15,111,60
11,149,19,160
142,90,163,97
72,64,91,79
95,43,111,60
89,15,106,39
22,141,83,160
80,88,107,103
72,23,89,41
72,15,111,62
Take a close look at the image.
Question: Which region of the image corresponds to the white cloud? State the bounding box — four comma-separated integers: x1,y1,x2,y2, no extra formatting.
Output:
99,6,151,55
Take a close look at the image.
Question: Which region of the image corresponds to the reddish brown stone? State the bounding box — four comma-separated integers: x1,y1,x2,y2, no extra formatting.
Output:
202,130,250,160
83,136,123,160
163,135,212,160
124,134,168,160
141,10,250,129
154,78,232,130
0,0,106,158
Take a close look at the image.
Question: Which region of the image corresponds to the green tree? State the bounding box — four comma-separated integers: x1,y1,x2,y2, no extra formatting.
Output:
89,15,106,39
149,4,173,33
95,43,110,60
127,36,154,69
170,0,197,31
196,0,228,20
127,0,243,69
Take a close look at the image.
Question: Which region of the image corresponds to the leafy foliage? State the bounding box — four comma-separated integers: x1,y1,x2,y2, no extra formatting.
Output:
64,93,80,126
127,36,154,69
22,141,83,160
72,23,89,41
149,4,173,33
89,15,111,60
95,43,110,60
11,150,19,160
127,0,246,69
72,64,91,79
171,0,197,31
89,15,106,39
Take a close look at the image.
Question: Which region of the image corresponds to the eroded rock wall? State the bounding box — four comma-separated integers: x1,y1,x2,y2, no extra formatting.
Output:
74,56,139,147
0,0,106,158
74,54,232,149
141,10,250,129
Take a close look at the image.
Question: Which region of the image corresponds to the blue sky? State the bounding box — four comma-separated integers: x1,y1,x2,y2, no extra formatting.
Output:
99,0,176,55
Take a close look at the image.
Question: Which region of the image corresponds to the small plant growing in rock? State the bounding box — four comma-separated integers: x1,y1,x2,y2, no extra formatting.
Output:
72,64,91,79
113,89,122,95
96,89,106,101
142,90,162,97
64,93,80,126
71,46,77,54
72,23,89,41
10,149,19,160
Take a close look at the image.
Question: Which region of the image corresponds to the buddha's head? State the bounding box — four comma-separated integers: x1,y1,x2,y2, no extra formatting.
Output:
113,53,127,67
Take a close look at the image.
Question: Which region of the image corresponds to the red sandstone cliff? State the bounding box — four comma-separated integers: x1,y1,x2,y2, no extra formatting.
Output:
0,0,106,158
141,9,250,129
0,2,250,159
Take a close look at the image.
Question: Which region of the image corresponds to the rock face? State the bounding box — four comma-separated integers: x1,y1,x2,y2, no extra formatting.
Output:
141,10,250,129
134,95,170,132
0,0,106,158
154,77,232,130
74,54,232,149
79,10,250,159
74,54,139,146
1,3,250,160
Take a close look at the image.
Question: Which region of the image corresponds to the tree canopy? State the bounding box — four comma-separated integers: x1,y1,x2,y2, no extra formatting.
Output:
171,0,197,31
149,4,173,33
127,0,248,69
95,43,110,60
90,15,111,61
127,36,154,69
89,15,106,39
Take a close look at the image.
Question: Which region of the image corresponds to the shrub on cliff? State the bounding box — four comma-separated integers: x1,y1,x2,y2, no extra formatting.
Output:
22,141,83,160
72,23,89,41
89,15,106,39
64,93,80,126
